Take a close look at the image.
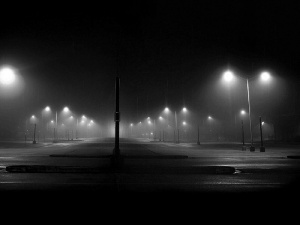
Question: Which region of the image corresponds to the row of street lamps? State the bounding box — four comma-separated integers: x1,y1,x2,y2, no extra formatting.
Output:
27,106,96,143
128,69,271,151
223,69,271,151
1,65,272,151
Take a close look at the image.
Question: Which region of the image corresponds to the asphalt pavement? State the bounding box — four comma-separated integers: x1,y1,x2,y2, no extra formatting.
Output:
1,138,300,209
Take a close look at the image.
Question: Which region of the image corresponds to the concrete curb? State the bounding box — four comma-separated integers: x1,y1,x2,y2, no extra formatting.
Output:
49,154,188,159
5,165,236,174
287,156,300,159
5,165,108,173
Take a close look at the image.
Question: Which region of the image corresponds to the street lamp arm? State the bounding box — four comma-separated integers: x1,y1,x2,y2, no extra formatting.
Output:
235,73,258,81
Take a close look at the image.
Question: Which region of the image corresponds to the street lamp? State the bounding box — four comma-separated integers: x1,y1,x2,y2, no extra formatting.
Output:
130,123,133,137
259,117,265,152
0,66,24,98
41,106,51,142
29,115,37,144
207,116,213,140
223,70,271,152
163,106,187,143
0,67,16,85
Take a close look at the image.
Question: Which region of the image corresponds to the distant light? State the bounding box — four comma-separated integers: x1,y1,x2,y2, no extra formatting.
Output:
150,132,153,135
63,107,69,112
82,115,86,119
139,122,142,124
223,70,234,82
261,72,270,81
62,123,64,126
164,107,169,113
130,123,133,126
182,121,186,125
45,106,50,112
159,116,163,120
182,107,187,112
147,117,150,120
91,120,94,123
262,121,265,125
208,116,212,120
148,121,151,124
81,120,85,123
241,110,246,115
0,67,16,85
31,115,35,119
51,120,54,123
70,116,73,119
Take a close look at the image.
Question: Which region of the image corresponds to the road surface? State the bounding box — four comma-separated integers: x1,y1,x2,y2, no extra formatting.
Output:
1,138,300,206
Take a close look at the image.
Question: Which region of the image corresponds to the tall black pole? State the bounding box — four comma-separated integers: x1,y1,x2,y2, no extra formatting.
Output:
259,116,265,152
33,124,37,144
241,120,246,150
174,129,176,143
197,124,200,145
114,76,120,157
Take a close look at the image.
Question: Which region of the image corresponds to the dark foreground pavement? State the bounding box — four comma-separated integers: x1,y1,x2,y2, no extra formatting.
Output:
1,138,300,211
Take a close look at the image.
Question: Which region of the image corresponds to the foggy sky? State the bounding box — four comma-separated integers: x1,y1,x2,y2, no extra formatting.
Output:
0,1,299,134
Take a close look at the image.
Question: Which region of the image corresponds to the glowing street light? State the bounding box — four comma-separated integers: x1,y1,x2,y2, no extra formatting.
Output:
241,110,246,115
0,67,16,85
261,72,270,81
63,107,69,113
130,123,133,137
223,69,272,152
223,70,234,82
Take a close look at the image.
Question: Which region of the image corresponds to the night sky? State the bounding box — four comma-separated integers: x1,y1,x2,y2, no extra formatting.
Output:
0,1,299,136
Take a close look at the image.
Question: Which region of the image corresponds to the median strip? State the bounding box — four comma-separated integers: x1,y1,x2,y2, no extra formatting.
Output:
49,154,188,159
5,165,236,174
287,156,300,159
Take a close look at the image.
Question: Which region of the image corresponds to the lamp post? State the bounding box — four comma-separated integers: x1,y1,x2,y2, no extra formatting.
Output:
197,124,200,145
223,70,271,152
259,117,265,152
240,110,247,150
208,116,213,140
30,115,37,144
130,123,133,137
241,120,246,150
164,106,187,144
158,116,163,141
